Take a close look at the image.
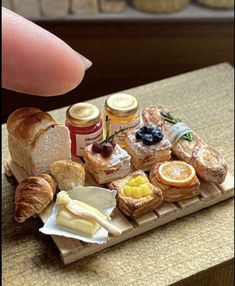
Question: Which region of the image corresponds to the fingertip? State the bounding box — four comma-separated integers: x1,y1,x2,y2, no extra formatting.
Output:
2,8,91,96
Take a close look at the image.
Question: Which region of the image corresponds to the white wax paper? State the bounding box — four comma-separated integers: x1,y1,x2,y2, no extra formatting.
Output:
39,186,117,244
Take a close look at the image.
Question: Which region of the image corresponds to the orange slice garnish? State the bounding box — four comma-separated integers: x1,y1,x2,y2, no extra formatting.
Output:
158,161,196,187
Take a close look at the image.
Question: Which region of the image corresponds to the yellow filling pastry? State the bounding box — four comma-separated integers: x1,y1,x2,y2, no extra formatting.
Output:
123,175,152,199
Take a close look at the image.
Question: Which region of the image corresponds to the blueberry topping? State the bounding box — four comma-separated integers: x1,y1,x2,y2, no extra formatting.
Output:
142,134,154,145
143,125,155,134
154,127,161,133
152,130,164,142
135,130,143,140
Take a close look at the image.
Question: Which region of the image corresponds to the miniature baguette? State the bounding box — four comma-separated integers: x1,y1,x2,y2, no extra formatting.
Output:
142,106,227,184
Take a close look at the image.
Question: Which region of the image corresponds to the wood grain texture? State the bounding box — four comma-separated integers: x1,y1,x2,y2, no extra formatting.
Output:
2,63,234,285
8,158,234,265
2,19,234,122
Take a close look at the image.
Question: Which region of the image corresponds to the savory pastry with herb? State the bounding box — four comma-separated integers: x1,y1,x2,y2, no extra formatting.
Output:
109,170,163,218
49,160,85,191
125,124,172,171
15,174,57,223
150,161,200,202
83,117,131,184
143,106,227,184
7,107,71,176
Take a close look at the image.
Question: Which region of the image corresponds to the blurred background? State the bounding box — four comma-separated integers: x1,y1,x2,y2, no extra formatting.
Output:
2,0,234,122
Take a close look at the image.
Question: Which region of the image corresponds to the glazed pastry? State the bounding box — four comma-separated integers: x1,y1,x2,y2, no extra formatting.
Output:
83,117,132,184
150,161,200,202
49,160,85,191
109,170,163,218
125,125,172,171
84,143,131,185
56,191,107,236
143,106,227,184
15,174,57,223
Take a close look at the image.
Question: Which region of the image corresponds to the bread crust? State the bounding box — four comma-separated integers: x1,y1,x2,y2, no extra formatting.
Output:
49,160,85,191
15,174,57,223
7,107,56,147
7,108,71,175
143,105,227,184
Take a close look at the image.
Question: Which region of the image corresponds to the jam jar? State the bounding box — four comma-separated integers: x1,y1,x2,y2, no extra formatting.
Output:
66,103,103,157
104,93,140,147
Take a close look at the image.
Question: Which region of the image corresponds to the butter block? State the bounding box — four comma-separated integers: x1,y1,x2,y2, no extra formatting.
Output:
57,200,107,236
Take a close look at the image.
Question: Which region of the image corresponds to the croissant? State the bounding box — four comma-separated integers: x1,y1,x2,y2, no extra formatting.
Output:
15,174,57,223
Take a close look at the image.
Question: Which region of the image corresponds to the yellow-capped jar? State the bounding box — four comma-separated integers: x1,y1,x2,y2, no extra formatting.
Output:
66,103,103,157
104,93,140,147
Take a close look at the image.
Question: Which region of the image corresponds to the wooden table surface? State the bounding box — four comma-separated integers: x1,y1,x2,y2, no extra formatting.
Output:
2,63,234,286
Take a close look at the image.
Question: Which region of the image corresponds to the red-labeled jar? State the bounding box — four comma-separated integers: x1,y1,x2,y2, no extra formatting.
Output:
66,103,103,157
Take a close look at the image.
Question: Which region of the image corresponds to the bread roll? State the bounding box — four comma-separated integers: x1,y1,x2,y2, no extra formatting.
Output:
7,107,71,176
49,160,85,191
15,174,57,223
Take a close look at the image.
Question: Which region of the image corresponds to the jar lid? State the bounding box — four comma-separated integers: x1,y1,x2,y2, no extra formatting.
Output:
105,93,139,117
66,103,101,127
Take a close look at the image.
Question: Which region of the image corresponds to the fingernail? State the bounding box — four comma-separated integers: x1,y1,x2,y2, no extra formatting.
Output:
77,53,92,70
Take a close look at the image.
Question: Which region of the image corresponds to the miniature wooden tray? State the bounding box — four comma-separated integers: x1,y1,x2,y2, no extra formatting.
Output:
5,159,234,265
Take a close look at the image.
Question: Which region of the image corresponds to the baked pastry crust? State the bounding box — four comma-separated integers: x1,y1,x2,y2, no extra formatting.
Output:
49,160,85,191
15,174,57,223
109,170,163,218
83,144,131,184
125,130,172,171
143,105,227,184
149,162,200,202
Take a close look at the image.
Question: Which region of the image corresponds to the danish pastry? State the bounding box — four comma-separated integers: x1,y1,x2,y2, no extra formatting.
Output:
149,161,200,202
110,170,163,218
143,105,227,184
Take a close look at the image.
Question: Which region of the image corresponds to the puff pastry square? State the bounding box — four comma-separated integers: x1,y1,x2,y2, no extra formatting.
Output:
109,170,163,218
83,144,131,185
125,130,172,171
150,162,200,202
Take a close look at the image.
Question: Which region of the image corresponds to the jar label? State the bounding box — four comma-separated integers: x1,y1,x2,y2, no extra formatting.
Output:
110,118,140,145
75,129,103,156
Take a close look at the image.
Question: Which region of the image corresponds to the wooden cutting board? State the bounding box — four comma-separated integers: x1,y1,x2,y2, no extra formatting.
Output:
5,159,234,265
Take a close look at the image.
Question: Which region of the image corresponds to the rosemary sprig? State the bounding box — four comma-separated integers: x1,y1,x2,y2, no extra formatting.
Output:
160,111,193,142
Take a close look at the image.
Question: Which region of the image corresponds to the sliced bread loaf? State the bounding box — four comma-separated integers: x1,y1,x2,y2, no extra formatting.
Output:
7,107,71,175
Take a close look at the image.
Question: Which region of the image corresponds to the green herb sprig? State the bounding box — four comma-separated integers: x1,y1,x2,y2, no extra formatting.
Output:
101,115,126,144
160,111,193,142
